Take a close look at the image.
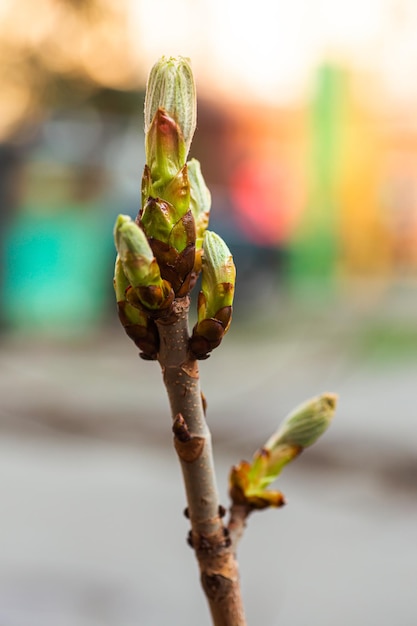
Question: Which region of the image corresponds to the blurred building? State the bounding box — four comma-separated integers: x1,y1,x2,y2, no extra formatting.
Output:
2,0,417,333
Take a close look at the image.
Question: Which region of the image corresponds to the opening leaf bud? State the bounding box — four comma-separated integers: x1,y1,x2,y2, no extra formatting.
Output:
145,56,196,161
229,393,337,510
113,256,160,359
266,393,337,451
200,231,236,321
249,393,337,488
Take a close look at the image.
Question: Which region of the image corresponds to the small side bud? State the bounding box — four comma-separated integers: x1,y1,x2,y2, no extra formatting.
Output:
201,231,235,319
190,231,236,358
188,158,211,277
114,214,173,310
113,256,159,359
188,158,211,246
114,215,158,285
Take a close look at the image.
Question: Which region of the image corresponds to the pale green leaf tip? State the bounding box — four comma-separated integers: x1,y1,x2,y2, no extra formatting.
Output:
114,214,132,235
114,214,132,252
203,231,236,283
188,158,211,216
144,55,196,154
270,392,338,450
242,393,337,493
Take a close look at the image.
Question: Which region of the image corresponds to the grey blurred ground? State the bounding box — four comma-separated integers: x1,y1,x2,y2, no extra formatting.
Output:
0,282,416,625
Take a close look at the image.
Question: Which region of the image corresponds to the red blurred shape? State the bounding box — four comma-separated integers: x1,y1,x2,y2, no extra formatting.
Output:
230,157,291,246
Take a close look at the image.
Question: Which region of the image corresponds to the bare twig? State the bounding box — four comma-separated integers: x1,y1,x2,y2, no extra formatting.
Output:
228,504,251,552
156,297,246,626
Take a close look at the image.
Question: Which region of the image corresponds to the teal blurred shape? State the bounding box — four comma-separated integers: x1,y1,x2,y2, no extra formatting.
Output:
2,207,114,334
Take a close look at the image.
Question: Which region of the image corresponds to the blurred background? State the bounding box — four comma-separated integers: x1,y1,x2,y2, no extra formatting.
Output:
0,0,416,624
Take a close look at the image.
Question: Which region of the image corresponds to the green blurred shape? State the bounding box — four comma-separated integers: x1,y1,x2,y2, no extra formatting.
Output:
289,63,347,292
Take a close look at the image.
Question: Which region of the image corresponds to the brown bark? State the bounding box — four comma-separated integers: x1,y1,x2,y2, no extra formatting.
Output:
228,504,251,551
156,297,247,626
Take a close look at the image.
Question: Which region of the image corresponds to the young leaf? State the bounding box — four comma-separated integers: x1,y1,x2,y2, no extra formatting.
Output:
229,393,337,510
145,56,196,158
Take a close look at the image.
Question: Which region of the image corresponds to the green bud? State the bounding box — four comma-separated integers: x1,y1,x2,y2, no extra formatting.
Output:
187,159,210,278
114,215,161,287
113,256,159,359
188,158,211,247
250,393,337,487
267,393,337,450
113,254,130,302
200,231,235,321
145,56,196,158
229,393,337,510
140,198,193,253
117,299,160,360
189,231,235,359
114,214,173,310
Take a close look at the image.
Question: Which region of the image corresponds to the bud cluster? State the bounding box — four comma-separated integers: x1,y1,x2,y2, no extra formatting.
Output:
113,56,236,359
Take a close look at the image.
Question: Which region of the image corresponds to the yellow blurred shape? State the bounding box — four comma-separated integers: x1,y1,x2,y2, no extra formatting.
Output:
0,83,34,138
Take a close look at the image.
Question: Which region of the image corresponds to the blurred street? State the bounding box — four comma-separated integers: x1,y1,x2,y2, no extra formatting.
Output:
0,288,416,626
2,1,417,623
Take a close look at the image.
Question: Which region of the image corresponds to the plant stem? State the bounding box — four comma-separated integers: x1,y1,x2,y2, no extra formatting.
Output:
156,297,247,626
228,504,251,551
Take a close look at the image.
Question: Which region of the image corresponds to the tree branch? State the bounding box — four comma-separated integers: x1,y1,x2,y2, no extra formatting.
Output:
228,504,251,552
156,297,247,626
